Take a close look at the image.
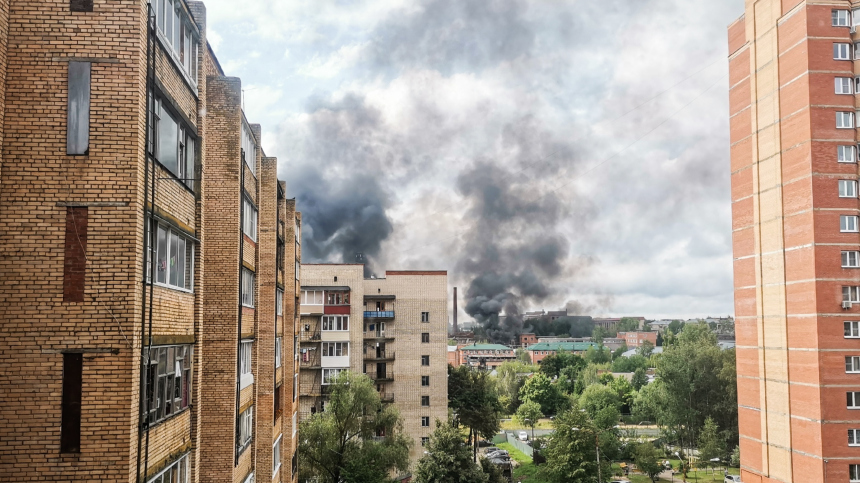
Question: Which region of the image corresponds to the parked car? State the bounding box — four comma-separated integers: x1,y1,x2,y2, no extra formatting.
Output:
486,450,510,460
724,476,742,483
518,431,528,441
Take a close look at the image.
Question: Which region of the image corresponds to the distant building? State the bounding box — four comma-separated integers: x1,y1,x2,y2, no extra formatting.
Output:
458,343,516,369
447,345,459,367
621,347,663,358
518,333,538,348
617,331,658,348
527,341,599,364
522,311,546,320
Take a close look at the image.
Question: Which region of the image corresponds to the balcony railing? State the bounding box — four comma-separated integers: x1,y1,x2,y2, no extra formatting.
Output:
299,357,321,369
364,311,394,319
364,351,395,361
299,332,321,342
363,330,395,339
379,392,394,403
367,372,394,382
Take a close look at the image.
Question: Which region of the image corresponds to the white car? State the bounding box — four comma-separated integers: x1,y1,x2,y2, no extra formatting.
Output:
724,476,742,483
517,431,528,441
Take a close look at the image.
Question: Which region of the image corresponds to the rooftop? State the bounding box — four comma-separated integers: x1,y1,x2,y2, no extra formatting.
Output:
460,344,513,351
527,341,598,351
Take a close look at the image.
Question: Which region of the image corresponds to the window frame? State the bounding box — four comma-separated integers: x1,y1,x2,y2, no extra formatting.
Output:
148,92,197,191
852,463,860,482
837,111,855,128
421,395,430,407
840,180,858,198
421,332,430,343
842,215,859,233
421,416,430,427
301,290,324,305
846,321,860,338
243,196,258,242
238,405,253,454
147,220,195,292
275,337,283,368
421,355,429,366
147,453,190,483
322,315,349,331
322,342,349,357
421,311,430,322
322,368,348,385
844,251,860,268
273,434,283,476
836,43,853,60
837,77,854,94
849,391,860,409
276,289,284,316
846,286,860,303
838,145,857,163
421,375,430,387
834,9,852,27
242,118,257,176
847,356,860,373
241,268,255,307
144,344,193,426
239,340,254,389
153,0,199,87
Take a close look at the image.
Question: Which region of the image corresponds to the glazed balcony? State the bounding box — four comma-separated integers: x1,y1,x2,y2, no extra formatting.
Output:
363,311,395,319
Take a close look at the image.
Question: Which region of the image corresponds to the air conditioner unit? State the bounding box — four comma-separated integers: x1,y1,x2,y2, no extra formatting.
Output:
844,301,853,310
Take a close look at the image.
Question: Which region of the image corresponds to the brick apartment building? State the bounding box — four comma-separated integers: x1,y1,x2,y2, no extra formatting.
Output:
728,2,860,482
0,1,299,482
298,265,448,463
617,331,657,348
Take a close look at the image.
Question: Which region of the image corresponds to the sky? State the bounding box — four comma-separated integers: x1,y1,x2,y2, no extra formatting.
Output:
201,0,746,322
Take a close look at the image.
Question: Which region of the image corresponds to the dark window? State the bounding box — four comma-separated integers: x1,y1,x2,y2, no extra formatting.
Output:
421,333,429,343
144,345,192,425
421,355,429,366
63,207,88,302
274,384,282,421
421,312,429,322
61,353,83,453
67,62,91,155
421,437,429,446
421,376,429,387
421,416,430,427
70,0,94,12
421,395,430,407
149,93,196,190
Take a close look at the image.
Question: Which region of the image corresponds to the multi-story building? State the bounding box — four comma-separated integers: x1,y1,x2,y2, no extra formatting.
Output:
527,341,598,365
729,2,860,482
0,1,300,482
617,331,657,348
457,343,516,369
298,265,448,462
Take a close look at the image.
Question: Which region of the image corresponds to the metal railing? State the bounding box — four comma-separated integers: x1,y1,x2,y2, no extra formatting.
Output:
379,392,394,403
363,330,395,339
367,372,394,381
299,331,321,342
364,311,394,318
364,351,395,361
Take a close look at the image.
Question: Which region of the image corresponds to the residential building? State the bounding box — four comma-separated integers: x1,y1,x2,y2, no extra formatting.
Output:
447,344,459,367
617,331,657,348
527,342,598,364
728,2,860,481
298,265,448,462
518,332,539,348
0,1,299,482
458,343,516,369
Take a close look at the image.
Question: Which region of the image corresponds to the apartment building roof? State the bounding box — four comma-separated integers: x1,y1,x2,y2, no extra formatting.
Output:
527,341,598,352
460,343,513,352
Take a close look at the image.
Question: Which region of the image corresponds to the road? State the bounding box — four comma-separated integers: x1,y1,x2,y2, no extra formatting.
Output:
501,425,662,439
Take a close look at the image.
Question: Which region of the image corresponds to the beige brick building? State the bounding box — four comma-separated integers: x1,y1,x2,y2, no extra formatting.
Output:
298,265,449,463
0,1,299,482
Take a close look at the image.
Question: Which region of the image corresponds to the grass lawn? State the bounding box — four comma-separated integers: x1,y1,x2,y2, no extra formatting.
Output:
495,443,551,483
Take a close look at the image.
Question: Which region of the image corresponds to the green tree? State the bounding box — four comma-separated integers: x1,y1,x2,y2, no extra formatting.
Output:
449,365,503,460
515,400,543,440
698,417,726,473
414,421,489,483
612,343,629,361
539,350,585,378
556,365,580,395
730,445,740,467
617,317,641,332
515,348,532,364
631,367,648,391
541,407,601,483
637,340,655,357
478,457,509,483
632,379,663,423
584,344,611,364
592,326,610,344
667,319,685,335
297,371,411,483
494,361,535,413
578,383,621,421
634,442,664,482
610,376,635,414
520,372,565,415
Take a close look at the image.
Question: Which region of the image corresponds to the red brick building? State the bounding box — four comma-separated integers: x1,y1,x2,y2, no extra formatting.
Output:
729,2,860,482
617,331,657,348
0,2,299,482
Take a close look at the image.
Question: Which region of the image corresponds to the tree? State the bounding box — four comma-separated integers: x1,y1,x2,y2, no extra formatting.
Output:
495,361,534,413
633,442,664,483
637,340,655,357
478,457,509,483
584,344,611,364
449,365,503,460
697,417,726,473
539,350,585,379
617,317,641,332
298,371,411,483
520,372,565,415
414,421,489,483
610,376,635,414
656,331,664,347
578,384,621,422
631,367,648,390
592,326,610,345
556,365,579,395
541,407,601,483
515,348,532,364
515,400,543,440
612,343,629,360
667,319,685,335
730,445,740,467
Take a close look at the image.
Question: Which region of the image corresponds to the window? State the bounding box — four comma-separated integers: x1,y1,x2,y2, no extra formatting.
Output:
276,289,284,316
147,454,190,483
273,435,282,476
421,437,429,447
326,291,350,305
837,111,855,128
144,345,193,425
852,464,860,482
421,333,430,343
302,290,324,305
421,312,430,322
292,411,297,437
322,368,347,384
149,222,194,291
834,9,851,26
293,372,298,402
274,384,282,419
842,215,859,232
839,145,857,163
61,353,83,453
850,429,860,446
149,94,196,190
850,391,860,408
238,405,253,453
421,375,430,387
67,62,90,155
240,340,253,389
154,0,199,84
845,286,860,303
322,342,349,357
70,0,94,12
421,416,430,427
421,355,429,366
841,180,858,198
421,395,430,407
242,119,257,175
846,321,860,338
844,251,860,268
836,43,852,60
242,474,255,483
275,337,283,368
242,269,255,307
296,260,300,282
322,315,349,331
847,356,860,373
243,197,257,241
837,77,854,94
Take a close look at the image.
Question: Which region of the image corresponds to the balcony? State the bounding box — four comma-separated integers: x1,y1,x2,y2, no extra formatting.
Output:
364,329,395,340
367,372,394,382
364,311,395,319
299,331,321,342
364,351,395,362
380,392,395,403
299,357,321,369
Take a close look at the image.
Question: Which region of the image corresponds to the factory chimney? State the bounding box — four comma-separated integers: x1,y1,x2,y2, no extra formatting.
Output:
453,287,458,334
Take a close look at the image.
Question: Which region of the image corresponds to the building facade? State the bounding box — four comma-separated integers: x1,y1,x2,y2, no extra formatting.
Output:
527,341,598,365
617,331,657,348
729,2,860,482
457,343,516,369
0,1,299,482
298,265,448,462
